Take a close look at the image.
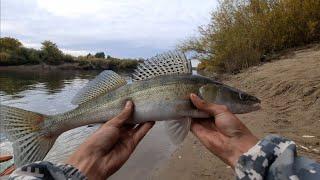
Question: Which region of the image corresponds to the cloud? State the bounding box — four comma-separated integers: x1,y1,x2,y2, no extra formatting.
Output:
1,0,217,57
36,0,105,18
62,49,91,56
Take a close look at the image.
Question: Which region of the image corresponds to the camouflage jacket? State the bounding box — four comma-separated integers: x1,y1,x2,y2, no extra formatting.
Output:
235,134,320,180
8,135,320,180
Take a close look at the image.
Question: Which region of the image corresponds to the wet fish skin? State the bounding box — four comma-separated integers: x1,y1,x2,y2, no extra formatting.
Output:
0,74,260,167
44,74,259,137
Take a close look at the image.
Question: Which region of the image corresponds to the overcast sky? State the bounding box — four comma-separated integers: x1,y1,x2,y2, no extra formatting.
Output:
1,0,217,58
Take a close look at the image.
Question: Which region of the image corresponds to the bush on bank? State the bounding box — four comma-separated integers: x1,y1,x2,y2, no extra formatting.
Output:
179,0,320,73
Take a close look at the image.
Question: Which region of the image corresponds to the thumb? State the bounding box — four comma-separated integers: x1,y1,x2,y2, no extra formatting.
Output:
190,93,229,116
104,101,133,128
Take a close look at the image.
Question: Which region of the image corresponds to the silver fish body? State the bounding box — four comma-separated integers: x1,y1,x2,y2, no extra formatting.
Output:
45,74,259,137
46,75,211,135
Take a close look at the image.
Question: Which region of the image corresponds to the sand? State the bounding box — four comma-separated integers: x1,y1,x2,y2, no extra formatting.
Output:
151,44,320,180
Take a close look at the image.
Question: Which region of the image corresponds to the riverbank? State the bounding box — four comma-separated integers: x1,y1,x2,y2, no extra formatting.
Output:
151,44,320,179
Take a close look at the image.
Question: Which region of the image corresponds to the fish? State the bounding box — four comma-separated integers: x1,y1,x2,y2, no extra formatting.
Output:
0,51,261,167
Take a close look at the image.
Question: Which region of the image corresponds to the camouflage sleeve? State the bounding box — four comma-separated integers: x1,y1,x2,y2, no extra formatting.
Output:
235,134,320,180
8,161,87,180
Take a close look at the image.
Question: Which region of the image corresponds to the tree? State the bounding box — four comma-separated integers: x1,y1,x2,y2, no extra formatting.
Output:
26,48,41,64
95,52,105,58
40,40,64,64
0,52,11,65
63,54,75,62
86,53,94,58
0,37,22,51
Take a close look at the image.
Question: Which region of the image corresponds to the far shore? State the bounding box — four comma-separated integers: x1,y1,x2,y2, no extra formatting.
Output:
0,63,135,72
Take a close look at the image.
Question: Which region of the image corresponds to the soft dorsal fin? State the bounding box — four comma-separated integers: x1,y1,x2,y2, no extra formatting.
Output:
132,51,192,81
71,70,126,105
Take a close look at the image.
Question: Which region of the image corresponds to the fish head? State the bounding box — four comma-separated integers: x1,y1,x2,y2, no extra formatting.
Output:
199,84,261,114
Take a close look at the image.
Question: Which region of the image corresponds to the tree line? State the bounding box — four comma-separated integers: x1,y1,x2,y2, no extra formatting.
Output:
0,37,73,65
0,37,139,70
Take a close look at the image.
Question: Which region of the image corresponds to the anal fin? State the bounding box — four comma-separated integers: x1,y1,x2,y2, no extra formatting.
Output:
164,118,191,144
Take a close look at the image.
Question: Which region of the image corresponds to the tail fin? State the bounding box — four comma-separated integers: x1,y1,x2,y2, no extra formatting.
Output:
0,105,56,167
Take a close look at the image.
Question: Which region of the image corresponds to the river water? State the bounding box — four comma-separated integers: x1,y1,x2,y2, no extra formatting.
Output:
0,69,176,179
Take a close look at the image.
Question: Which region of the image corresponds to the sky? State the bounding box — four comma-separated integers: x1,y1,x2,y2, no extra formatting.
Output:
1,0,217,58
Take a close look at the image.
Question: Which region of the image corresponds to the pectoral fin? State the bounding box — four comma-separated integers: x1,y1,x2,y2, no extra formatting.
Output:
164,118,191,144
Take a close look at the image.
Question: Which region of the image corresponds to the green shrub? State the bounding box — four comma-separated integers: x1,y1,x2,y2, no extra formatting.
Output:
118,60,138,70
0,37,22,51
179,0,320,73
95,52,105,58
75,57,138,70
0,52,11,65
40,40,64,65
63,54,75,63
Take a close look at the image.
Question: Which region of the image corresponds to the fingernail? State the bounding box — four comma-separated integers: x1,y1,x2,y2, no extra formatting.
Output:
125,101,132,108
190,93,197,98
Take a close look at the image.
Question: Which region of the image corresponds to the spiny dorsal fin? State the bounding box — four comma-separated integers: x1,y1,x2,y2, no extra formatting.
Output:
132,51,192,81
71,70,126,105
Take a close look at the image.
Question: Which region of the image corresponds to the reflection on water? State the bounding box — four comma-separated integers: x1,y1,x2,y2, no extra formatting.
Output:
0,70,100,114
0,70,99,98
0,69,175,179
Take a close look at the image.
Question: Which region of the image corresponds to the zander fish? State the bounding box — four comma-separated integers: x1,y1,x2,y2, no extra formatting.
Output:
0,51,261,167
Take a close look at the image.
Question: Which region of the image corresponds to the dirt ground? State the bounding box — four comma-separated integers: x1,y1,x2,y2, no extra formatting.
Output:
151,44,320,180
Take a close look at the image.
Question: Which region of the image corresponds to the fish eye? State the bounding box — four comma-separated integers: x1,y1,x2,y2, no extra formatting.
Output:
239,93,248,100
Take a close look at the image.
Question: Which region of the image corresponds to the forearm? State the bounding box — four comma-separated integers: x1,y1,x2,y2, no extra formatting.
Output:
235,134,320,180
9,161,87,180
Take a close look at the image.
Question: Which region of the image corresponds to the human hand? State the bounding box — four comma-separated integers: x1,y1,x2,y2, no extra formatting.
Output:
0,155,15,176
66,101,154,180
190,93,258,168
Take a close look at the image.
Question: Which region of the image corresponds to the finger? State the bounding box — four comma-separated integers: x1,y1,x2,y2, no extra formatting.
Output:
0,155,13,163
105,101,133,128
190,93,229,116
191,120,221,148
191,120,214,139
0,165,15,176
192,118,217,131
190,121,213,146
132,122,155,146
121,124,136,131
120,124,137,137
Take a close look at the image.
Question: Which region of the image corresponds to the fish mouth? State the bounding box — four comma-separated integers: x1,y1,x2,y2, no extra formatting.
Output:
253,97,261,103
251,102,261,111
247,95,261,104
229,101,261,114
241,103,261,113
246,96,261,111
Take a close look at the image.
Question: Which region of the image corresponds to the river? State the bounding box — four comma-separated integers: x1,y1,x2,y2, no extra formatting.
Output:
0,69,176,179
